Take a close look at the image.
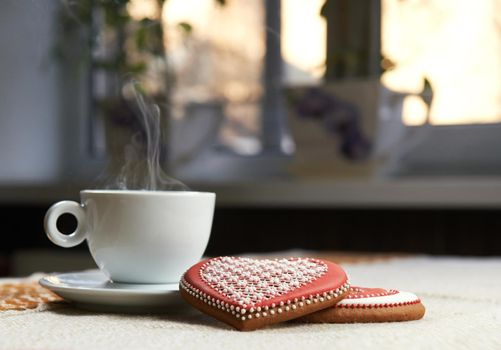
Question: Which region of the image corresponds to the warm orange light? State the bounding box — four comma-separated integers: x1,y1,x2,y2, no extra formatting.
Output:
381,0,501,125
402,95,429,126
127,0,159,20
281,0,326,85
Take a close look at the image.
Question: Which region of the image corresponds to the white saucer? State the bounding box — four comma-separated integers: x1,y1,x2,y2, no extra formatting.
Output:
39,270,181,313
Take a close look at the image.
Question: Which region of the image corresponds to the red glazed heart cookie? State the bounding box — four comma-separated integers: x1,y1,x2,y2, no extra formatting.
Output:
180,257,350,331
300,286,425,323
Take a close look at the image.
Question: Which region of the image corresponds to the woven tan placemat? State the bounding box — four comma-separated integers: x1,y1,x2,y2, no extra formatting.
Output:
0,281,64,311
0,253,405,313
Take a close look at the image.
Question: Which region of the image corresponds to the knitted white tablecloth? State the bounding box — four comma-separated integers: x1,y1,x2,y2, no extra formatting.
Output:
1,256,501,350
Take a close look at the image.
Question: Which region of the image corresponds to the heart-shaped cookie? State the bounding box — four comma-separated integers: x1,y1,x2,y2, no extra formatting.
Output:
180,256,349,331
300,286,425,323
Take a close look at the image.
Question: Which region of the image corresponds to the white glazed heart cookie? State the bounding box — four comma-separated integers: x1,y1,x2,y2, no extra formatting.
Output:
180,256,350,331
300,286,425,323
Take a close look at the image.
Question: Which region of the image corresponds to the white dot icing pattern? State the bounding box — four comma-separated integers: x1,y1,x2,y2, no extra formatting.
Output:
200,257,328,307
346,287,399,299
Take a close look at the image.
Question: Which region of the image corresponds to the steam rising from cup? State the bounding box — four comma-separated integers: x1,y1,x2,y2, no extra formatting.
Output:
97,80,189,191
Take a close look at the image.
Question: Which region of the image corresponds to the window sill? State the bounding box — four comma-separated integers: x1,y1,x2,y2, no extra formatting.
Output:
3,177,501,208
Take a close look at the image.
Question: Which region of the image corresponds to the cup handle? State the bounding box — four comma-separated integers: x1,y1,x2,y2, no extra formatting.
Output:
44,201,87,248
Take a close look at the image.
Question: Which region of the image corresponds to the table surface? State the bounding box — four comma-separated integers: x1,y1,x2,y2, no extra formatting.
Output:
1,254,500,350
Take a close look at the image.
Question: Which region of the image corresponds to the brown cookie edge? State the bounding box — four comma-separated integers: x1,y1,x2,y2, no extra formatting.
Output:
299,302,426,323
180,287,347,331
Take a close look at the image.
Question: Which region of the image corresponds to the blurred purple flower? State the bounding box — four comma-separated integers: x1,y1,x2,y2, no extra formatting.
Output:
295,88,334,119
295,87,371,160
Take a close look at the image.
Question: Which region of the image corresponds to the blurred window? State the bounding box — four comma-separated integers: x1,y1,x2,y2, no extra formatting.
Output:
282,0,326,85
163,0,265,155
381,0,501,125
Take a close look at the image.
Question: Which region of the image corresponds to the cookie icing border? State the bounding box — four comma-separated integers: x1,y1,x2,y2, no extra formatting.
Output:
180,257,350,322
181,277,350,321
336,289,421,309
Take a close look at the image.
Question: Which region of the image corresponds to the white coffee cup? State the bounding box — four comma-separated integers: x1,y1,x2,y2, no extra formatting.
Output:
44,190,215,284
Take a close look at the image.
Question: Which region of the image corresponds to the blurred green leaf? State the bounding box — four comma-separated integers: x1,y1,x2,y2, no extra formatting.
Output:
94,60,120,71
423,77,433,92
113,0,130,5
177,22,193,34
135,26,148,51
127,62,148,74
136,18,163,54
104,10,130,27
